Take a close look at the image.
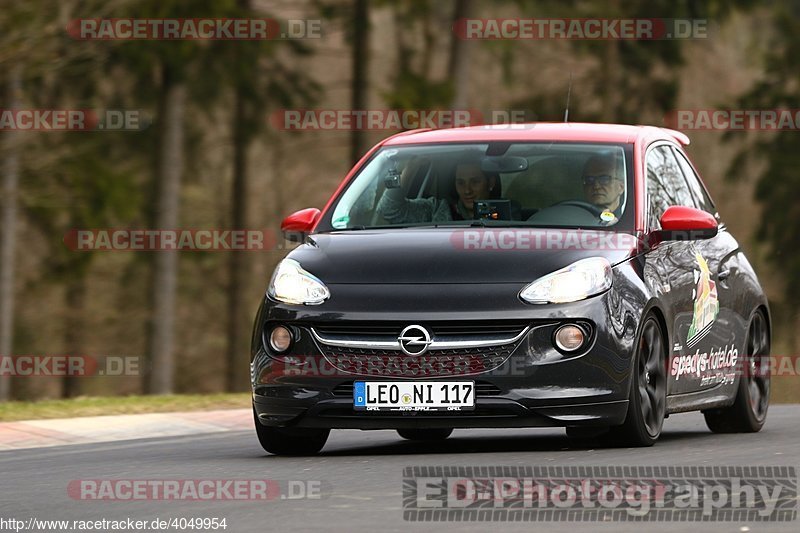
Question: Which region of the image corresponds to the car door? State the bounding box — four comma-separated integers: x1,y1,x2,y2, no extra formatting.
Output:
671,147,746,392
644,143,714,395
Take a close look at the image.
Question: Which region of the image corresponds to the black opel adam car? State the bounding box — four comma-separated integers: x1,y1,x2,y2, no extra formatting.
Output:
251,123,771,455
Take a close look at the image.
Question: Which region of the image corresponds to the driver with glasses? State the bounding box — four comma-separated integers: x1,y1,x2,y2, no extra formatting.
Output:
581,153,626,222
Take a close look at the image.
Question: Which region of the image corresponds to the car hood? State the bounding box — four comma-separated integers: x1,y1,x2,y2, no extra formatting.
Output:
287,228,640,284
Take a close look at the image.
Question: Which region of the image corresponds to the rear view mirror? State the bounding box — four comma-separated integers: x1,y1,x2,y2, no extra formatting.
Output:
481,156,528,174
281,208,320,243
653,205,718,242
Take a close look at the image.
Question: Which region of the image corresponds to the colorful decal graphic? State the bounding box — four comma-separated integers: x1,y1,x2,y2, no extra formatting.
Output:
686,251,719,348
671,344,738,383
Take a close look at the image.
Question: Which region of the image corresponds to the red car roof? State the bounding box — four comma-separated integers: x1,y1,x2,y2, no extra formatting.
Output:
383,122,689,146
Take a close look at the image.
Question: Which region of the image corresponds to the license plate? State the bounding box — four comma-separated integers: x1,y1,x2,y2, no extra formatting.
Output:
353,381,475,411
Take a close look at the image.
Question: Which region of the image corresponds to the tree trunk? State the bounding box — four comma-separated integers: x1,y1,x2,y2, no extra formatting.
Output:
226,88,249,392
449,0,474,110
600,42,621,122
350,0,369,166
0,66,22,402
599,0,621,122
62,276,87,398
146,72,186,395
793,311,800,365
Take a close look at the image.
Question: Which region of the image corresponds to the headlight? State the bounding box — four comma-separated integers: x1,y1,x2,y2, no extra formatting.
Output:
267,259,330,305
519,257,612,304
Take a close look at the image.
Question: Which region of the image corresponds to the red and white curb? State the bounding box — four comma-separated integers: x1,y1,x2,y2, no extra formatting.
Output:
0,408,251,450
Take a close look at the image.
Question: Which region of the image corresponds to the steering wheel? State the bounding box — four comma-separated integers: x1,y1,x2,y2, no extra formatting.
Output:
549,200,606,217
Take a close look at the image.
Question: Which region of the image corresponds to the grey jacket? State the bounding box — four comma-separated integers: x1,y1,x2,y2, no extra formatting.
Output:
376,187,526,224
376,187,457,223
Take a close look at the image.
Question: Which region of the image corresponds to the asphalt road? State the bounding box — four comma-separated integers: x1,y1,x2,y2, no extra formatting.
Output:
1,406,798,533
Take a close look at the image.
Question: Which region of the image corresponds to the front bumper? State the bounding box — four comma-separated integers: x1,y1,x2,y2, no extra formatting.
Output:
251,278,641,430
253,395,629,429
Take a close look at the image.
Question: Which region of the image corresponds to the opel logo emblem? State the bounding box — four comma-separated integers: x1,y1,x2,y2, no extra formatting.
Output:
398,324,432,356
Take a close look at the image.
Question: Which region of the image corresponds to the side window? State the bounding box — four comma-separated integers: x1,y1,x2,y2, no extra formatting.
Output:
672,148,717,215
646,145,695,229
646,151,669,230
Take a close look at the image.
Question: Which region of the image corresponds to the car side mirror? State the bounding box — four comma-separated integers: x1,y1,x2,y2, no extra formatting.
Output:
652,205,718,243
281,208,321,243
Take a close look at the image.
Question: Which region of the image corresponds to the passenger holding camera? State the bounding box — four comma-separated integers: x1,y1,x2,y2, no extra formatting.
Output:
377,157,501,223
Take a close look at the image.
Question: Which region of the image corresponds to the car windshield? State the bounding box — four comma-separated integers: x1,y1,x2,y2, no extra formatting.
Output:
321,142,633,231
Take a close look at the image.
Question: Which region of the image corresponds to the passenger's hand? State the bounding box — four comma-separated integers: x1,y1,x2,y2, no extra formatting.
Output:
400,156,430,185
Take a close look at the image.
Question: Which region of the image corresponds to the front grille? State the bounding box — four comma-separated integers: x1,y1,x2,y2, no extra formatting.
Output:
332,381,502,397
310,320,530,377
320,343,517,377
313,321,529,339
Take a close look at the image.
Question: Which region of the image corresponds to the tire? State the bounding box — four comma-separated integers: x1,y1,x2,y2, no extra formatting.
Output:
253,409,329,456
703,310,770,433
397,428,453,441
608,316,667,447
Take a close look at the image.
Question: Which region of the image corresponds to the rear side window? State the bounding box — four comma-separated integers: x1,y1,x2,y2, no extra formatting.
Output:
672,148,717,215
645,145,696,230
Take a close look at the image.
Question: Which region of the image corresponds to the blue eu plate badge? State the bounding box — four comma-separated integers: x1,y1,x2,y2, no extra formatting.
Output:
354,382,366,407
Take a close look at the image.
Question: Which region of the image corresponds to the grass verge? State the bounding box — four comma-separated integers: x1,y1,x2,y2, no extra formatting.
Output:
0,393,251,422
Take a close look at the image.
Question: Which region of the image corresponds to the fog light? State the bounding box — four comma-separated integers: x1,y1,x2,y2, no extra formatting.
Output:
269,325,293,353
554,324,585,352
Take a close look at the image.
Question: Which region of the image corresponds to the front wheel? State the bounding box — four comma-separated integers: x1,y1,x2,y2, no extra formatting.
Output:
703,310,770,433
253,409,329,456
609,316,667,447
